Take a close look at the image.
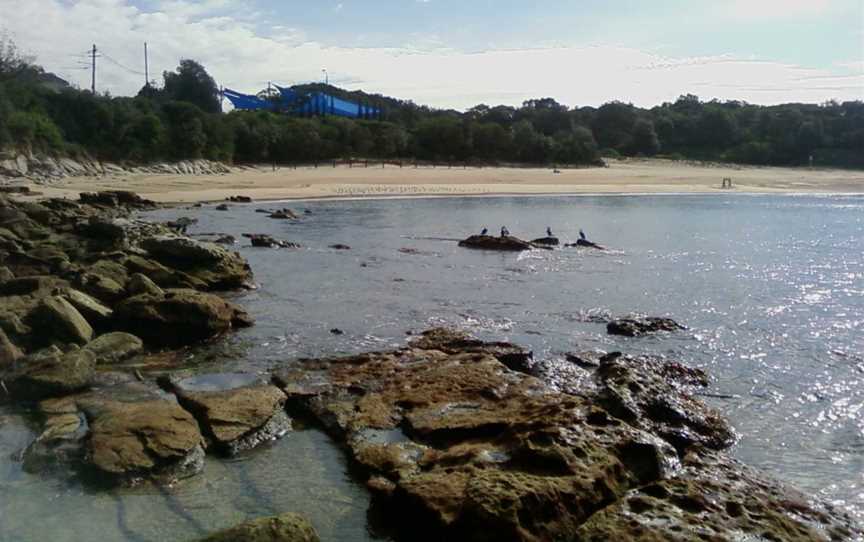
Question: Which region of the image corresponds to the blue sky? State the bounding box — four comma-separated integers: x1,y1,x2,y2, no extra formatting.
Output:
3,0,862,109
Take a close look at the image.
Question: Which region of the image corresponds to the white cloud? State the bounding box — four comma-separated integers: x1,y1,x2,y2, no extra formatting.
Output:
724,0,831,18
2,0,861,110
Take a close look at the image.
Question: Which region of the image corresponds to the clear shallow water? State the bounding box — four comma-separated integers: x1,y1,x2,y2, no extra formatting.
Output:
2,193,863,540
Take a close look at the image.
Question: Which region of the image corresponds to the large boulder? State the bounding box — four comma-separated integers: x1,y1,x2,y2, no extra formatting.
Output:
141,235,252,289
26,295,94,346
458,234,532,251
84,332,144,365
126,273,164,296
142,235,230,265
2,348,96,400
197,513,319,542
114,289,253,347
0,275,68,296
172,384,290,456
0,327,23,369
60,289,113,325
79,217,129,245
85,398,205,484
123,254,204,290
75,272,126,303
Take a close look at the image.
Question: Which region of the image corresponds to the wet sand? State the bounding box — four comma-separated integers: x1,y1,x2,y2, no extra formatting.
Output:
29,159,864,203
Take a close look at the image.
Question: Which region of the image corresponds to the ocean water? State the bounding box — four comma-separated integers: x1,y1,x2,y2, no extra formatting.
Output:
1,193,862,540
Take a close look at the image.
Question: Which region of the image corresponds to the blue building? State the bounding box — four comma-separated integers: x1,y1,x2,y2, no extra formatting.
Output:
222,85,381,119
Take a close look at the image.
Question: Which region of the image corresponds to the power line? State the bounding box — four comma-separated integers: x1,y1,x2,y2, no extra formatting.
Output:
101,52,145,76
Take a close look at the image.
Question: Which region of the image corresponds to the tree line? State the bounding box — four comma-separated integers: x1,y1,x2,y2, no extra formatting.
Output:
1,37,861,168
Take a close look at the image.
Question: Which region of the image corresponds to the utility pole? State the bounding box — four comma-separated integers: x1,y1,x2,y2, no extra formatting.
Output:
90,44,97,93
144,42,149,87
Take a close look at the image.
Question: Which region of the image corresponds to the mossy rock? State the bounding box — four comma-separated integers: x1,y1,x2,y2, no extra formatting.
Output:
197,513,319,542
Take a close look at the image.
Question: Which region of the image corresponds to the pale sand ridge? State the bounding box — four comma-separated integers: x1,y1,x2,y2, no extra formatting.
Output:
30,159,864,203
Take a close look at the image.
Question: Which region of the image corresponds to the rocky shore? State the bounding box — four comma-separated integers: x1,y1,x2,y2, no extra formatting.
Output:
1,190,860,541
0,152,232,184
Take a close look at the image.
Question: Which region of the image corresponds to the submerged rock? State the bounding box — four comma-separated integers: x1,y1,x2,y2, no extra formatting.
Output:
244,234,299,249
197,512,319,542
269,209,298,220
607,316,685,337
565,239,605,250
458,234,532,251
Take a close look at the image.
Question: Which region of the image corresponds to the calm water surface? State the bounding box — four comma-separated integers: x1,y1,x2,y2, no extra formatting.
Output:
1,193,862,540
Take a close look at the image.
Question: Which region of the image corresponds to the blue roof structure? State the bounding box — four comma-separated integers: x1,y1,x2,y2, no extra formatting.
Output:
223,85,381,119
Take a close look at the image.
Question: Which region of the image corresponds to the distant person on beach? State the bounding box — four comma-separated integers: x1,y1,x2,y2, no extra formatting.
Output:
501,226,509,237
579,229,587,240
546,227,553,237
481,227,488,235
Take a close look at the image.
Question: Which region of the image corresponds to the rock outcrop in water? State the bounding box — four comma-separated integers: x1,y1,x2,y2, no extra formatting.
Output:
530,236,559,246
607,316,685,337
458,234,532,251
565,239,605,250
197,512,320,542
272,328,861,541
162,379,292,456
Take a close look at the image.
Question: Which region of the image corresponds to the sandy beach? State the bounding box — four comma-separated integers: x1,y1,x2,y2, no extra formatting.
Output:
28,159,864,203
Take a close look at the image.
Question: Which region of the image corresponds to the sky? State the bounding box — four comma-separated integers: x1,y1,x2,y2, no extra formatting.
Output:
1,0,862,110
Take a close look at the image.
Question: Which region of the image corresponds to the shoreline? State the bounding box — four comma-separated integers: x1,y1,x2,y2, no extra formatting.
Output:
16,159,864,204
241,189,864,206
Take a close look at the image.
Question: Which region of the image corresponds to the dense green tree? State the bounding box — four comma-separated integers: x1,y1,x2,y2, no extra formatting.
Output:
161,59,221,114
629,119,660,156
592,101,637,151
161,101,207,158
413,116,472,161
